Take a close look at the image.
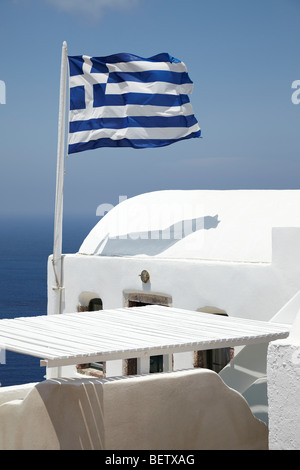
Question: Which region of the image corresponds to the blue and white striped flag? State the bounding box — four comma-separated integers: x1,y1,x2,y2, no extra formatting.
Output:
67,52,201,155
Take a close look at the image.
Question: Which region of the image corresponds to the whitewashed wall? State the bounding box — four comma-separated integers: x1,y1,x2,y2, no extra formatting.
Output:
47,191,300,409
48,227,300,323
268,310,300,449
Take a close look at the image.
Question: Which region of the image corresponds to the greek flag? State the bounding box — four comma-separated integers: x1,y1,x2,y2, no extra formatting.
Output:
67,53,201,155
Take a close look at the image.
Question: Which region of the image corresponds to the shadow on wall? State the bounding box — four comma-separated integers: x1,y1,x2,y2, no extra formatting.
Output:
0,371,269,449
94,215,220,256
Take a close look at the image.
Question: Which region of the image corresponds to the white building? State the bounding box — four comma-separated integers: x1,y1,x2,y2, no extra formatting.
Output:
1,189,300,449
47,189,300,377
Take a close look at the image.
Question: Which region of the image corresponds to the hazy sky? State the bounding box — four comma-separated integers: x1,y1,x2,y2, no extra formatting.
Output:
0,0,299,220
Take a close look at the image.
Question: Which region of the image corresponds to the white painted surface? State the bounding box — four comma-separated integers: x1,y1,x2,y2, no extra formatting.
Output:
47,191,300,390
219,291,300,418
80,190,300,263
105,359,123,378
173,351,194,371
0,383,37,406
48,227,300,325
43,189,300,439
268,309,300,449
0,306,289,370
2,189,300,447
0,369,268,450
136,356,149,375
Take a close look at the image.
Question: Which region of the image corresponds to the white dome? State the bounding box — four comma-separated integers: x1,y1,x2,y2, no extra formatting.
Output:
79,189,300,263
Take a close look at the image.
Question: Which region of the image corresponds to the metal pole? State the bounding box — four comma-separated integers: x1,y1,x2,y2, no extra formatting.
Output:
52,41,68,315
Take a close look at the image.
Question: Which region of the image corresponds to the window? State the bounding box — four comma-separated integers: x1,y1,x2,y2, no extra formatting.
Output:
77,296,104,377
123,291,172,375
88,298,103,311
194,307,234,373
77,292,102,312
123,291,172,308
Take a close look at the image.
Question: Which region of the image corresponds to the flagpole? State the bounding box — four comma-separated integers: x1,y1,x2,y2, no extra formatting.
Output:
52,41,68,315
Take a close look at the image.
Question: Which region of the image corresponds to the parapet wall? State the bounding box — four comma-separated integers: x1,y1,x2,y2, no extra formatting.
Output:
268,309,300,449
0,369,268,450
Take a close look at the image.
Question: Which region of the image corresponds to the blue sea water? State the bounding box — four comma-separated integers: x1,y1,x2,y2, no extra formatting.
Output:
0,215,97,387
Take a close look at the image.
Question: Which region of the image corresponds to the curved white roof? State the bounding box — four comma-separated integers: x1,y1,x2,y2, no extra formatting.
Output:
79,190,300,262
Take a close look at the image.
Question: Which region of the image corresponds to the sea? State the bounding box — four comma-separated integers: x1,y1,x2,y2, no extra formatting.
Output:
0,215,97,387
